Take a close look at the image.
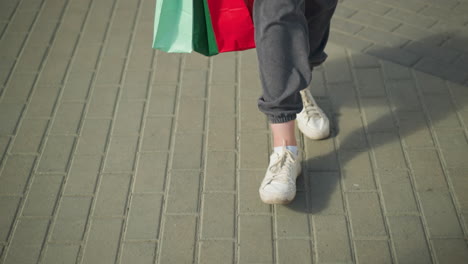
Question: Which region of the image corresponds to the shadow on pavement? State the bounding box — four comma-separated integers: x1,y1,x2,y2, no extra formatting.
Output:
285,35,468,214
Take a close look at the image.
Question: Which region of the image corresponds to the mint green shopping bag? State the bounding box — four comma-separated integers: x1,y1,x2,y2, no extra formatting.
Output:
153,0,193,52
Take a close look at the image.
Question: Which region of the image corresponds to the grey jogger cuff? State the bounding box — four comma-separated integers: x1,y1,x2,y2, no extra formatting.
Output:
267,113,297,124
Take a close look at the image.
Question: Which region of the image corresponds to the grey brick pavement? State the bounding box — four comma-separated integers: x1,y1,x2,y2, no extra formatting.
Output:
0,0,468,263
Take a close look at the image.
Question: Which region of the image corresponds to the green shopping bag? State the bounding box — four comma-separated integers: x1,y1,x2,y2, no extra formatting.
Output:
153,0,254,56
153,0,193,52
193,0,218,56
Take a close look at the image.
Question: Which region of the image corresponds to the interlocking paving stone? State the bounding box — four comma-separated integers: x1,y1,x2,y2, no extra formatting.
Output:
4,218,49,264
0,155,36,195
347,192,387,237
82,218,123,264
172,133,204,170
308,172,346,215
1,0,468,262
238,170,271,214
22,175,63,216
239,132,269,169
379,171,419,213
159,215,197,264
276,192,309,237
42,244,80,264
64,155,103,195
51,196,92,242
239,215,274,263
354,240,393,264
10,118,48,154
277,239,313,264
204,151,236,191
0,197,20,242
201,193,235,239
166,170,201,214
387,216,432,264
340,150,377,191
419,191,464,237
314,215,353,263
134,152,168,193
121,242,157,264
199,241,234,264
103,136,138,172
207,116,236,150
432,238,468,264
94,173,131,216
125,194,163,240
209,84,236,115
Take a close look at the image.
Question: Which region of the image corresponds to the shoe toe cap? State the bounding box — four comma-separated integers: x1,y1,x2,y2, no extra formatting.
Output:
259,182,296,204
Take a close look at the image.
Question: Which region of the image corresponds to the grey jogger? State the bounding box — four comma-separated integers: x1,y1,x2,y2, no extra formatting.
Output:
253,0,338,123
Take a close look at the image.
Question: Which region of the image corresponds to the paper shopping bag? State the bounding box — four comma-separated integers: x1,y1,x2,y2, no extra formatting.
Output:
193,0,219,56
153,0,193,52
206,0,256,53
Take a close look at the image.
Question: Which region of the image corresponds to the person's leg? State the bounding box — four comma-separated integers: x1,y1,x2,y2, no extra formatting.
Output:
296,0,338,140
306,0,338,69
253,0,309,204
253,0,338,145
253,0,338,204
253,0,311,131
271,120,297,147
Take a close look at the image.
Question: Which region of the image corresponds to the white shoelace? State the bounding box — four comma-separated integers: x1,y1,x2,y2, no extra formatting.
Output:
267,150,296,184
302,92,322,120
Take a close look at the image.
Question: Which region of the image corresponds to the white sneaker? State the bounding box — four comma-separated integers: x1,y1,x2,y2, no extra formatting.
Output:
297,89,330,140
259,147,302,204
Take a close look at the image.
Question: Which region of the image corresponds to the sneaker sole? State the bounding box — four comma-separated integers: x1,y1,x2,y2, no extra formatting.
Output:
260,194,295,204
259,163,302,205
297,121,330,140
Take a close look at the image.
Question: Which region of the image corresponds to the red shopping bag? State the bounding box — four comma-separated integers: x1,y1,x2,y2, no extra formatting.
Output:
206,0,256,53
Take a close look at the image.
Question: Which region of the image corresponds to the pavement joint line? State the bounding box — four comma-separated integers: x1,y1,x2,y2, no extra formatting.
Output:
44,241,84,245
2,1,468,263
447,78,468,138
345,47,394,263
411,70,468,241
352,237,391,241
199,238,236,242
272,237,314,240
343,189,380,193
163,213,200,216
0,0,76,262
11,215,52,220
61,194,96,198
321,46,356,261
130,191,166,195
0,0,27,90
109,18,148,264
202,190,237,194
68,0,129,262
32,0,102,261
378,63,426,262
113,0,157,261
387,65,440,262
0,194,24,198
169,168,203,172
90,215,127,220
154,50,185,263
136,149,172,155
193,51,213,264
121,239,159,243
235,52,243,264
0,12,16,39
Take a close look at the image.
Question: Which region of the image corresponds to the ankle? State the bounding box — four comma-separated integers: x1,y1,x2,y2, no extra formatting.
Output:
274,145,298,156
273,139,297,147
